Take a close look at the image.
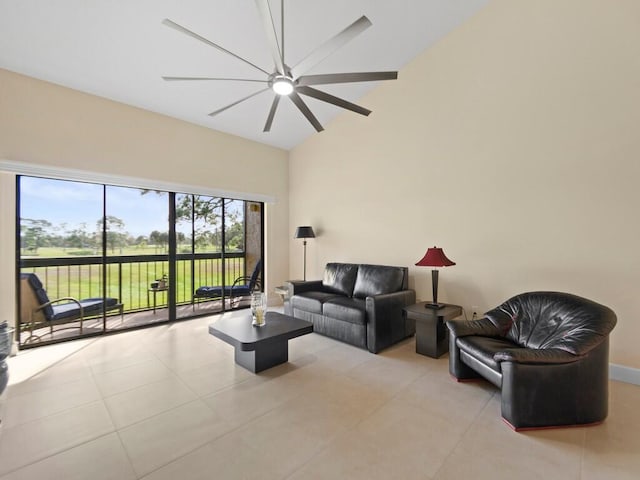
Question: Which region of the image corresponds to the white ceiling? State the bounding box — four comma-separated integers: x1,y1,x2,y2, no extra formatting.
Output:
0,0,489,150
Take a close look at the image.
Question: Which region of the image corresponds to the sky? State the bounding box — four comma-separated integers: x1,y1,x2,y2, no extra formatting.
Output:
20,177,190,238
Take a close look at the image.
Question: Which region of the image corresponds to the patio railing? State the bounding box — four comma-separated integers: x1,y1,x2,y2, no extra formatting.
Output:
20,252,246,313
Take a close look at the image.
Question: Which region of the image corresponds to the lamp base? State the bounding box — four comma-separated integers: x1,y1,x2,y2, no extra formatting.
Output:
425,302,445,309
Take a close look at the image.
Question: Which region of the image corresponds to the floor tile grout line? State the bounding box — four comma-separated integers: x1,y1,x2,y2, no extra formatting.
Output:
97,370,191,402
6,340,99,399
0,429,119,479
131,401,289,480
3,380,104,430
110,396,237,478
87,343,205,433
115,398,275,480
430,389,499,479
280,362,423,480
113,429,141,479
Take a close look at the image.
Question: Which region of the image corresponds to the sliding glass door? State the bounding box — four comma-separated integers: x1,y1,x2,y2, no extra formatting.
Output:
16,176,264,348
18,177,106,342
105,186,170,329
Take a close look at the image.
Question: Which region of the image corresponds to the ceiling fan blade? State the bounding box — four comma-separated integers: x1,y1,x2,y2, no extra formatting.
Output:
253,0,285,74
162,18,270,76
289,92,324,132
290,15,372,79
208,88,270,117
263,95,281,132
297,86,371,116
297,71,398,86
162,76,267,83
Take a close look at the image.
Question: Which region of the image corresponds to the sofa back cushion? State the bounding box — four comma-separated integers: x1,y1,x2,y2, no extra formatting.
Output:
353,264,407,299
322,263,359,297
485,291,617,355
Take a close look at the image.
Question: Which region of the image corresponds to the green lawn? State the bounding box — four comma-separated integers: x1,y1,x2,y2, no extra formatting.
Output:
24,251,245,311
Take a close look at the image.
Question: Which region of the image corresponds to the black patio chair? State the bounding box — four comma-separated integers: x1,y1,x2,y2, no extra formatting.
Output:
194,259,262,307
20,273,123,342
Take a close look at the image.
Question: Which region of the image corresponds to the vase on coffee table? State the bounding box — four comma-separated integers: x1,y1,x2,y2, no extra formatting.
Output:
251,292,267,327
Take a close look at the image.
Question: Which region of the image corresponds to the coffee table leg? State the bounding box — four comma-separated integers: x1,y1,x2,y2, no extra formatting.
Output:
234,339,289,373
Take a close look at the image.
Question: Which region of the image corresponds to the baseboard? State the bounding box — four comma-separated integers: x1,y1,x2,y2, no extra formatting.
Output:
610,364,640,385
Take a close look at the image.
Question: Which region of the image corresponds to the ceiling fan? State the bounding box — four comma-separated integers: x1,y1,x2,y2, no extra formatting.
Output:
161,0,398,133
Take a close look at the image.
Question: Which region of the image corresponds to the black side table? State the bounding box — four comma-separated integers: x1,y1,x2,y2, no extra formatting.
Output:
403,302,463,358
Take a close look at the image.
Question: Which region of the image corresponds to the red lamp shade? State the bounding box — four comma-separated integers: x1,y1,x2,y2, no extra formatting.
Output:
415,246,455,309
415,247,456,268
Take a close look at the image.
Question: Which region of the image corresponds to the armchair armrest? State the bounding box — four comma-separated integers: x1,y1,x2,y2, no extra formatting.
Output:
35,297,85,324
366,289,416,353
446,317,502,338
230,276,261,290
494,348,579,365
231,276,251,286
37,297,84,315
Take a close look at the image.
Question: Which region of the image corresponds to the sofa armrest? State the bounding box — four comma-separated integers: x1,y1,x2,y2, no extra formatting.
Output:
284,280,323,297
366,289,416,353
446,317,502,338
494,348,579,365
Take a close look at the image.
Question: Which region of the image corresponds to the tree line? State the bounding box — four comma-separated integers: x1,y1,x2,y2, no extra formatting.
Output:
21,213,244,255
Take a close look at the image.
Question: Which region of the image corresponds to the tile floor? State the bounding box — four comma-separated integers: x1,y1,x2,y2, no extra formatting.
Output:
1,308,639,479
19,299,230,344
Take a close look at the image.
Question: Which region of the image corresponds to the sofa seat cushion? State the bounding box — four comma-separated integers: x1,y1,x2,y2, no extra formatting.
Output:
456,336,518,372
291,292,343,315
322,297,366,325
51,297,120,321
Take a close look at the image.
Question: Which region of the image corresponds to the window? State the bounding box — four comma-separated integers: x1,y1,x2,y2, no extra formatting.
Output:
17,176,263,348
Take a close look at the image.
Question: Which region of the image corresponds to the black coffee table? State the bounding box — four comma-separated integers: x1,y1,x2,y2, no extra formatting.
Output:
208,311,313,373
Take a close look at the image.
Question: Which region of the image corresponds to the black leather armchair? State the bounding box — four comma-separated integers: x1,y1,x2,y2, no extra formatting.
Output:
447,291,616,430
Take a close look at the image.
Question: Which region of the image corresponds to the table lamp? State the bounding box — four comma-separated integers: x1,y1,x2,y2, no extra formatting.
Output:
294,226,315,281
415,246,455,309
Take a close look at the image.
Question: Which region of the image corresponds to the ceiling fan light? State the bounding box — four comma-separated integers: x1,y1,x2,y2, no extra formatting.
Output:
272,77,294,96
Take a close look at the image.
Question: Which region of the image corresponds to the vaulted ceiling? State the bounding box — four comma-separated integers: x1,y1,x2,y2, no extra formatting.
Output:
0,0,489,150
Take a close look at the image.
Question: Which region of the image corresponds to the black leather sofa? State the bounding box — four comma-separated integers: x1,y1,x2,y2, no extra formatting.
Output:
284,263,416,353
447,291,617,430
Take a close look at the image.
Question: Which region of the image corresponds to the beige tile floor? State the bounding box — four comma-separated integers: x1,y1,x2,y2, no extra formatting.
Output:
1,308,639,479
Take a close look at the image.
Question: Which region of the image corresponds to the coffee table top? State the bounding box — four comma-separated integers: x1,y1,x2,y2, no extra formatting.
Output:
208,311,313,351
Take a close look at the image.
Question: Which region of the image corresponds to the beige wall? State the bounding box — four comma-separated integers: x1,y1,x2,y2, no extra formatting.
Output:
289,0,640,367
0,68,290,324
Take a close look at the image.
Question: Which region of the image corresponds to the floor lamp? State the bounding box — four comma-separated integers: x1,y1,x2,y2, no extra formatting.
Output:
294,226,315,281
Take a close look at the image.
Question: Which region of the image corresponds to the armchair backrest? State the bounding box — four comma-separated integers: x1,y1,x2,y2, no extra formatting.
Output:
20,273,54,323
485,291,617,355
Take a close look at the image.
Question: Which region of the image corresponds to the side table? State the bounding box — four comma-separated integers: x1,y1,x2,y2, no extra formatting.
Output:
147,286,168,314
403,302,463,358
274,285,289,302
